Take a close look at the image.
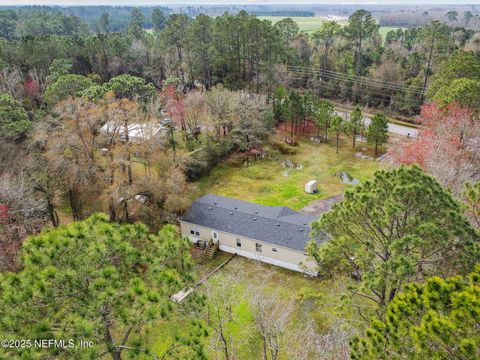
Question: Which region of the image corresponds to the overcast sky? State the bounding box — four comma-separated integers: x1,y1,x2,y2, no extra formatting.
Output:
1,0,480,5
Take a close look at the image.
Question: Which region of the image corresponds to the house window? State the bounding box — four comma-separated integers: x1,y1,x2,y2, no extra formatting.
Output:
212,231,218,240
272,248,277,252
190,226,200,236
236,238,242,247
190,227,195,235
256,243,262,253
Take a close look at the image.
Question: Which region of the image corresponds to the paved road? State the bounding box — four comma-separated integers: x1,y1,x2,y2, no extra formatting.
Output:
335,111,419,138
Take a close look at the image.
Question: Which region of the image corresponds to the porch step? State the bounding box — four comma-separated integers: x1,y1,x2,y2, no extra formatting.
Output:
205,241,219,258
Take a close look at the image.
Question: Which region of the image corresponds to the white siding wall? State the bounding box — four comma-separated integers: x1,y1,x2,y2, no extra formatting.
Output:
180,220,317,274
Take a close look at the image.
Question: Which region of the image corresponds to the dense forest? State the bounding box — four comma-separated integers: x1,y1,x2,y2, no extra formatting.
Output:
0,5,479,360
0,5,173,32
1,6,480,116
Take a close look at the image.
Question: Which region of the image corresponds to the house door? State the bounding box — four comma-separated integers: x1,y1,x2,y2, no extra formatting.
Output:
254,243,263,260
212,231,218,243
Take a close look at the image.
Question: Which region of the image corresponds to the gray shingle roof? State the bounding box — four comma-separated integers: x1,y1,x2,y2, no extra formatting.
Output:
182,194,324,252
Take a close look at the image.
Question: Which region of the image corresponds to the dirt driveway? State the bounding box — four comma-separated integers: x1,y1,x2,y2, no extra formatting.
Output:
299,194,343,216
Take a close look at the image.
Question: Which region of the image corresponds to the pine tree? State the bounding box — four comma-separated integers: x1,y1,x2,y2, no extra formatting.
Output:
366,112,388,156
128,8,145,39
314,100,334,142
308,166,480,313
151,8,166,32
351,264,480,359
330,115,344,154
99,12,111,33
347,105,364,148
0,92,32,139
0,214,206,359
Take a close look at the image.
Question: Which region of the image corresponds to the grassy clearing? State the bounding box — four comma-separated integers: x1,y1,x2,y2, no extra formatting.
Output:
139,253,360,360
133,132,383,358
195,133,384,211
379,26,405,40
259,16,334,33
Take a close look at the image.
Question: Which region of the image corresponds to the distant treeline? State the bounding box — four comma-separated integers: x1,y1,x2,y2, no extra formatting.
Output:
376,9,480,29
0,6,171,33
251,10,315,17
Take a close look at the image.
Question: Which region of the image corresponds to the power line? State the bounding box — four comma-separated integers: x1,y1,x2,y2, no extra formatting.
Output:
284,70,423,108
285,69,420,102
286,64,425,91
285,70,424,104
294,78,420,108
308,66,425,91
286,68,425,96
285,65,425,95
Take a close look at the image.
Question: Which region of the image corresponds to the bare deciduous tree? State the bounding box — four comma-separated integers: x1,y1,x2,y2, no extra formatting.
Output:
0,172,47,271
287,319,353,360
0,67,24,98
204,276,237,360
207,85,235,137
249,288,294,360
34,96,190,226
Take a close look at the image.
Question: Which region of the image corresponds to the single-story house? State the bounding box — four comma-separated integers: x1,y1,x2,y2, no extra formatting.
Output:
180,194,324,274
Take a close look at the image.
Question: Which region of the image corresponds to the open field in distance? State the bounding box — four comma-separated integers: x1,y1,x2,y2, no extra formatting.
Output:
258,15,404,38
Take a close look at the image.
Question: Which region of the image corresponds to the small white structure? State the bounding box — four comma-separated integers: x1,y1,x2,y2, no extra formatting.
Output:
134,194,147,203
305,180,318,194
100,121,167,141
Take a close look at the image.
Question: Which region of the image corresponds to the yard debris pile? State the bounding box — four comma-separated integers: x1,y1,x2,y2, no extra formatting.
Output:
376,154,389,162
354,151,389,162
355,152,374,161
283,159,302,169
336,171,360,185
171,288,194,303
282,137,298,146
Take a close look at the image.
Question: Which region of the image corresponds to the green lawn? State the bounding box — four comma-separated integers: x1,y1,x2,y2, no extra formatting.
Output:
379,26,405,40
129,134,383,359
195,134,384,211
259,16,335,33
137,253,360,360
259,15,404,39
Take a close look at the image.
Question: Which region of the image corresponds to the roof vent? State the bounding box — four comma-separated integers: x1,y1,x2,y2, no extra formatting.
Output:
276,223,280,226
214,202,217,205
253,217,257,221
299,229,304,232
208,206,212,210
234,207,238,209
255,211,258,214
230,212,233,215
303,223,307,225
